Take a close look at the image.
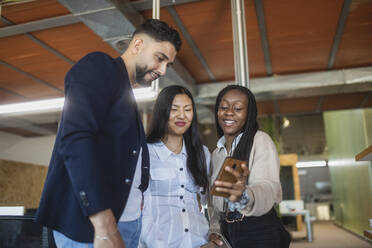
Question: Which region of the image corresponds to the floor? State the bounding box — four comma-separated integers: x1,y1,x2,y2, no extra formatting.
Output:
290,221,371,248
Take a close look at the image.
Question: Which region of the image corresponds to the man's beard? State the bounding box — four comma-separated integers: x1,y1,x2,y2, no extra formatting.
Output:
135,65,153,87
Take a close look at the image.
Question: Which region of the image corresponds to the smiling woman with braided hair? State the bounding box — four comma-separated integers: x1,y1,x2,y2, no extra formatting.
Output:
207,85,291,248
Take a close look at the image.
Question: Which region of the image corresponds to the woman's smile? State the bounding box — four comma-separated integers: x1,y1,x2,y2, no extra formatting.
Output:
175,121,186,127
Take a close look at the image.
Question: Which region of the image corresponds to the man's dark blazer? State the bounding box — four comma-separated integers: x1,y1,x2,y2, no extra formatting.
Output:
35,52,149,242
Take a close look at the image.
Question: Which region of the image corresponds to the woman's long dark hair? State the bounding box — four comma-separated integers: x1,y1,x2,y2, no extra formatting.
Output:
214,85,259,162
147,85,209,190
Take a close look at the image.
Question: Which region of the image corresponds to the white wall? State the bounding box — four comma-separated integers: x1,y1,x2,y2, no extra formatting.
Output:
0,131,56,166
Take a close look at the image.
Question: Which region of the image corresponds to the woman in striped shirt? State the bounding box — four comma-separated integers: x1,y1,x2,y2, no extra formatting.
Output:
139,85,210,248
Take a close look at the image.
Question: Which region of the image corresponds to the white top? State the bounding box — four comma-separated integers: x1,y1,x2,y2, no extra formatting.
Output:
139,141,211,248
119,148,142,222
217,132,243,156
208,131,282,235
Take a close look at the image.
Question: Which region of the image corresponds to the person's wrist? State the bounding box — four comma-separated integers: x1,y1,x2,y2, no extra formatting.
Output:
239,190,249,205
89,209,117,235
94,224,117,236
227,190,250,211
95,229,118,241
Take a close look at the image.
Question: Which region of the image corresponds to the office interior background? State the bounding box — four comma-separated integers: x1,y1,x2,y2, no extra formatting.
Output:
0,0,371,247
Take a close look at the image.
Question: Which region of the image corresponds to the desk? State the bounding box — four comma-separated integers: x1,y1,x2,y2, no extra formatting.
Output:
281,210,313,242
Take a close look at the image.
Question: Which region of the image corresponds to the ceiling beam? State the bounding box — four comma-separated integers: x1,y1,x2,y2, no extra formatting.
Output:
196,66,372,104
1,17,75,65
0,116,57,136
0,60,63,92
327,0,352,69
0,14,80,38
273,111,327,118
254,0,272,76
0,0,199,38
0,88,28,100
132,0,199,11
57,0,196,92
167,6,216,82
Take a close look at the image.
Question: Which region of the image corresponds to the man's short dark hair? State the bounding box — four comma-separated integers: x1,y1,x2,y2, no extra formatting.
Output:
133,19,182,52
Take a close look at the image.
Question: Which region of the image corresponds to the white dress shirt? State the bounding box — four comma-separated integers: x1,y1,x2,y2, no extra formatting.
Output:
139,141,210,248
119,148,142,222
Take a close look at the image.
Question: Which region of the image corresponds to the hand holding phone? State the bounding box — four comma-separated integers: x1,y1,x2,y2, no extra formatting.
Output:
200,233,232,248
210,157,249,199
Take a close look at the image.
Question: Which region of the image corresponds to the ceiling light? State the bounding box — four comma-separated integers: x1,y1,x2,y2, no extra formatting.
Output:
0,98,64,115
296,160,327,168
0,87,157,115
282,117,290,128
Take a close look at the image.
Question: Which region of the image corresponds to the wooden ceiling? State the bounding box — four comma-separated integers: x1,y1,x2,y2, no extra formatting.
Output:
258,91,372,116
0,0,371,118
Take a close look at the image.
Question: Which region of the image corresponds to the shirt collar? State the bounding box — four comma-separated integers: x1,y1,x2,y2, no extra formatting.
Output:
153,139,187,162
217,136,226,149
216,133,243,155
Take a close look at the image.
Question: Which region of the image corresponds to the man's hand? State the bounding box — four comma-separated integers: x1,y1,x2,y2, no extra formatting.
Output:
209,233,224,246
93,232,126,248
89,209,126,248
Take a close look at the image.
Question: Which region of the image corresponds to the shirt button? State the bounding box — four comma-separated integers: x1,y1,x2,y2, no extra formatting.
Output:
182,208,186,212
179,168,183,171
132,150,137,155
125,178,131,184
184,228,188,232
181,185,184,188
180,196,183,200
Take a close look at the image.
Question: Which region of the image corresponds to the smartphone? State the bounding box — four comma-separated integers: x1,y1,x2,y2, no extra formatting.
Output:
210,157,248,198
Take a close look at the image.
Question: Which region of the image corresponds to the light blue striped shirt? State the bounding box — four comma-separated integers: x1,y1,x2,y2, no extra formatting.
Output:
139,141,210,248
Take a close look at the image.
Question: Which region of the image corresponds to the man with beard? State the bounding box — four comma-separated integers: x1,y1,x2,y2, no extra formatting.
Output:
35,19,181,248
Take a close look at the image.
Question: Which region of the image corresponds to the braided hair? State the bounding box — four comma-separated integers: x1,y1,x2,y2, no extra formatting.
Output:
214,85,259,162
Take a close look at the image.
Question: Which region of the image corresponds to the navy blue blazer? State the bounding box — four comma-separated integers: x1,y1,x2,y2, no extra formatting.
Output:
35,52,149,242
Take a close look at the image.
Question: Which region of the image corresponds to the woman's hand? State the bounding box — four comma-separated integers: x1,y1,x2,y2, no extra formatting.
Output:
214,163,249,202
208,233,224,246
